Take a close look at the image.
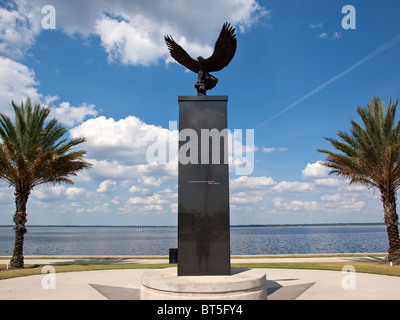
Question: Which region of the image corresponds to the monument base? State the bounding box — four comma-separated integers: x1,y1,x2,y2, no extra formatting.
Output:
140,267,267,300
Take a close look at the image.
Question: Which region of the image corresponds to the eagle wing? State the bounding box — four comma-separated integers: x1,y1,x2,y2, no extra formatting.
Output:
203,22,237,72
164,35,199,73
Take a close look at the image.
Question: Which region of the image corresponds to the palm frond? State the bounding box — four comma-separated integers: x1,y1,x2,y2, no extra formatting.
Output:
318,96,400,194
0,98,91,193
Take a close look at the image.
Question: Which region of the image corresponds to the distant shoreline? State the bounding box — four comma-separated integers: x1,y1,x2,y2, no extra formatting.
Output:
0,222,385,228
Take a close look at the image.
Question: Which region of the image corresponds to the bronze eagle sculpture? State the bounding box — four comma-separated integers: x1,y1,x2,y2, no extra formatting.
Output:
164,22,237,96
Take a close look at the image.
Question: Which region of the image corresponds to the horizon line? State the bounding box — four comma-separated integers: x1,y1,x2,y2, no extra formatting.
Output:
0,222,384,228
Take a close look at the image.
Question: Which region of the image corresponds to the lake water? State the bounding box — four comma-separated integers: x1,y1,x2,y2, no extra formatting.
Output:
0,225,389,256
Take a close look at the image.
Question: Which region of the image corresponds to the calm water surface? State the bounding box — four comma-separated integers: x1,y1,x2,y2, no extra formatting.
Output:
0,225,388,256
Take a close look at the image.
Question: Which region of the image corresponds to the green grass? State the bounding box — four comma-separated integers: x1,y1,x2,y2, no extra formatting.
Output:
232,262,400,277
0,256,168,260
1,260,400,281
0,263,176,280
231,253,387,259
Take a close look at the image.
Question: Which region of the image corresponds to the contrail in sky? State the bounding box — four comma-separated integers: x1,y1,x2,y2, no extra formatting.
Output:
254,34,400,129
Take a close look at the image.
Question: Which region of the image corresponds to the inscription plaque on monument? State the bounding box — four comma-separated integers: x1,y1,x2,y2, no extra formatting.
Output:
178,96,230,276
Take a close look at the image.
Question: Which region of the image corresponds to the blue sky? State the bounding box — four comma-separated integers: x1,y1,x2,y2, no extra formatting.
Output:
0,0,399,226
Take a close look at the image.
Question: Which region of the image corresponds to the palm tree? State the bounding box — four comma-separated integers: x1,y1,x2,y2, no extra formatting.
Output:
318,96,400,265
0,98,92,269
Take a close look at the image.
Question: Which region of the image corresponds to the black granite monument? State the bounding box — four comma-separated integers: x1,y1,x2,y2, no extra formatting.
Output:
178,96,230,275
165,23,237,276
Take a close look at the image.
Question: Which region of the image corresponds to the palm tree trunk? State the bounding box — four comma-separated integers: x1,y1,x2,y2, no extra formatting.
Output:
381,191,400,265
10,190,30,269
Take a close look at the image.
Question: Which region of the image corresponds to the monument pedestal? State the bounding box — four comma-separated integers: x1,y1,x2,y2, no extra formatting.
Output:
140,267,267,300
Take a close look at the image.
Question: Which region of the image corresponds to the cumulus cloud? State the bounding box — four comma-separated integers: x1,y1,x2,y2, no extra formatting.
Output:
231,192,264,204
0,56,98,127
0,56,40,114
0,1,42,58
231,176,275,190
127,193,169,206
93,0,268,65
320,193,366,211
119,188,177,214
95,14,167,66
129,177,163,195
302,161,330,179
70,115,172,164
314,178,340,187
32,185,93,202
1,0,268,66
50,101,98,127
273,197,319,211
273,181,315,193
97,179,117,194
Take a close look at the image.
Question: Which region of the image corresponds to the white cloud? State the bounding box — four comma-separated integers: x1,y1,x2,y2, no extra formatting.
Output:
50,101,98,127
69,115,178,185
94,0,267,65
309,22,323,29
302,161,330,179
342,200,365,210
262,147,276,153
140,177,163,187
0,56,40,114
317,32,328,39
96,14,167,66
77,159,177,185
0,56,99,128
119,189,177,214
129,177,163,195
32,185,93,202
170,202,177,213
273,197,319,211
320,193,342,202
97,179,117,194
85,203,111,214
314,178,340,187
341,183,369,192
262,147,288,153
332,31,342,39
273,181,315,193
231,176,276,191
127,193,169,205
1,0,268,66
322,194,366,211
111,196,119,205
231,192,264,204
0,1,42,58
70,115,171,164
